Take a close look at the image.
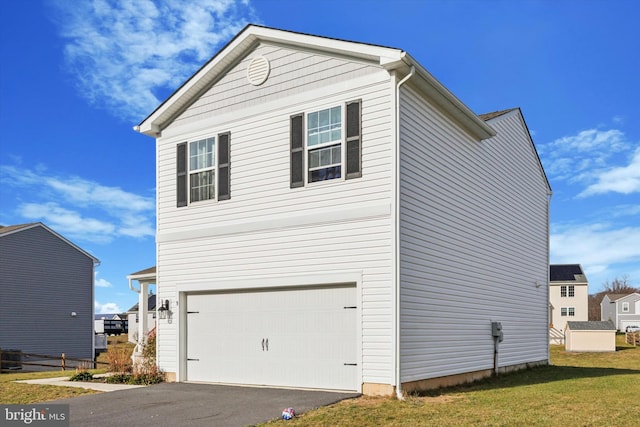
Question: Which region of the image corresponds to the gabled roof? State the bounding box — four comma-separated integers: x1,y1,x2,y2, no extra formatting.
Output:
136,24,495,141
567,321,615,331
603,293,640,302
0,222,99,264
478,109,517,121
550,264,587,282
94,313,123,320
129,266,156,277
127,294,157,312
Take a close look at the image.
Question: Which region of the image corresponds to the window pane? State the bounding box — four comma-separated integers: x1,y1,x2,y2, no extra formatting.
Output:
308,106,341,147
308,112,318,130
309,150,319,168
190,170,215,202
319,109,329,127
320,146,331,165
331,106,341,124
190,138,215,171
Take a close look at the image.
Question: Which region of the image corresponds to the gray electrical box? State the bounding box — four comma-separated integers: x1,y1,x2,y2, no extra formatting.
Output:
491,321,503,342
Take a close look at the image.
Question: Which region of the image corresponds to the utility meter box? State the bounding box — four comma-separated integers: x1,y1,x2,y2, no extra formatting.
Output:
492,321,503,342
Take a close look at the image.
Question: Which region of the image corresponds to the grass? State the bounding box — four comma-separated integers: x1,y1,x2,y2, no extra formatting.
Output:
265,335,640,426
0,335,135,404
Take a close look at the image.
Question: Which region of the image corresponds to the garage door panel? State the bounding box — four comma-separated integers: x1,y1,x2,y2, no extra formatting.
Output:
186,285,358,390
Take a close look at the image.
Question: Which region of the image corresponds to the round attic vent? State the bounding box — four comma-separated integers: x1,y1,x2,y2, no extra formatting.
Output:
247,56,270,86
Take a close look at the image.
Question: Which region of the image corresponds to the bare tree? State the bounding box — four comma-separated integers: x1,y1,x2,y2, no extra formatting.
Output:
602,275,639,294
588,276,639,321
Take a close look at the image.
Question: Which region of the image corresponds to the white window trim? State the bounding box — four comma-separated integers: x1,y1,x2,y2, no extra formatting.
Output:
188,136,218,204
622,302,629,312
304,104,345,186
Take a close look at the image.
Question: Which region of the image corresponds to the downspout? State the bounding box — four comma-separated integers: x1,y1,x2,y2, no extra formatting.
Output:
394,65,415,400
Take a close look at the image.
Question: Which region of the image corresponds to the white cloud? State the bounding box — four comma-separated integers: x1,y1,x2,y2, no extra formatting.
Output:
0,164,154,243
540,128,630,182
579,148,640,197
50,0,258,122
95,271,113,288
95,301,123,314
550,223,640,275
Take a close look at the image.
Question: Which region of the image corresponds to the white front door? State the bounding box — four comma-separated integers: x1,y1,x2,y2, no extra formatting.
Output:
186,284,358,391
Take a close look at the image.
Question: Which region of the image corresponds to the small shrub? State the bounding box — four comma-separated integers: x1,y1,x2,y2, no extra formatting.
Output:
105,344,132,374
69,371,94,382
105,373,132,384
131,328,165,385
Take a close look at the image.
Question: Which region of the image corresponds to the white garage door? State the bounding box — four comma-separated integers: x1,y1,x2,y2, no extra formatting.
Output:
186,285,358,391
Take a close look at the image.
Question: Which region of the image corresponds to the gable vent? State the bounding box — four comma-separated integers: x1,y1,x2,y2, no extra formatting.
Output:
247,56,270,86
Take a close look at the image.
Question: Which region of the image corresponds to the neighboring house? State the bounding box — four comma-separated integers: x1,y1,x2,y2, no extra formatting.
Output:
0,223,99,367
94,313,128,336
548,264,589,343
126,293,157,344
127,266,157,350
601,293,640,331
565,321,616,352
135,25,551,396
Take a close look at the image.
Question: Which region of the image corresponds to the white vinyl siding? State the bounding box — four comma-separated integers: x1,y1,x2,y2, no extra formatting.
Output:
398,87,549,382
154,43,395,386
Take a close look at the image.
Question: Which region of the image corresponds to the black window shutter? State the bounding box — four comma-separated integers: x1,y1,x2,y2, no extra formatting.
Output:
218,132,231,200
176,142,188,207
290,113,304,188
345,99,362,179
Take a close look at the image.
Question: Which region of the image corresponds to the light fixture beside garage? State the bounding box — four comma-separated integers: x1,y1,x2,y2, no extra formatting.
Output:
158,299,171,320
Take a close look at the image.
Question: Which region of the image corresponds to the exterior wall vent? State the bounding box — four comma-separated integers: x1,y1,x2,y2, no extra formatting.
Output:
247,56,270,86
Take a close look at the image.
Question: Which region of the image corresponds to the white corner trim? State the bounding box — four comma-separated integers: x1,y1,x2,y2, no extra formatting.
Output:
157,201,391,243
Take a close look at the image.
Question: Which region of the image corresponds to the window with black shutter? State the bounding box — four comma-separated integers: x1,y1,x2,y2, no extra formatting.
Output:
176,142,188,207
290,99,362,188
177,131,231,206
218,132,230,200
290,114,304,188
345,99,362,179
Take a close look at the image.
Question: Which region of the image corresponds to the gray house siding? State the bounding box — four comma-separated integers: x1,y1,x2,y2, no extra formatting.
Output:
398,90,550,383
0,225,96,361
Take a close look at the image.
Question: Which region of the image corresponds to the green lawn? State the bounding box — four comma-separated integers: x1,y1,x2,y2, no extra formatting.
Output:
266,335,640,426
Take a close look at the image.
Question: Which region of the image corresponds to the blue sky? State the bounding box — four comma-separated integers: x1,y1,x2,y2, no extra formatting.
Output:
1,0,638,313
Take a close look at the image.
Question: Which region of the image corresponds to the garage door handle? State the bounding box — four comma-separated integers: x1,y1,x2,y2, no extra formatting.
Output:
187,358,200,361
262,338,265,351
265,338,269,351
344,363,357,366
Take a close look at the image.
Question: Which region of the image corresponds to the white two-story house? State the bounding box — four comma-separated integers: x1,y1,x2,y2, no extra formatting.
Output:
135,25,551,396
548,264,589,344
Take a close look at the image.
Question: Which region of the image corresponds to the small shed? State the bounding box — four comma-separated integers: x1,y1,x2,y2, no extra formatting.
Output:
565,321,616,352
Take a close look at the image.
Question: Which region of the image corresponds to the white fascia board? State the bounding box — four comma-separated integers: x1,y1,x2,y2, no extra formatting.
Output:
389,52,496,141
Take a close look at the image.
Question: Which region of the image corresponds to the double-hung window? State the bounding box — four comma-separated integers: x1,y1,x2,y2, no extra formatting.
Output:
568,285,575,297
176,132,230,207
307,106,342,182
561,286,567,297
568,307,575,316
561,307,567,316
290,99,361,187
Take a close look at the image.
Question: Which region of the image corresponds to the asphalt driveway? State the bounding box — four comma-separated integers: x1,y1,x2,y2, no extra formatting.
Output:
49,382,360,427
